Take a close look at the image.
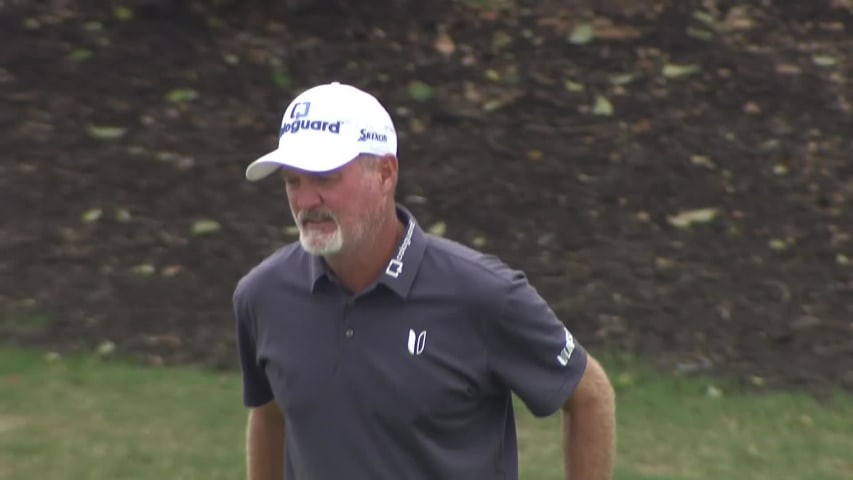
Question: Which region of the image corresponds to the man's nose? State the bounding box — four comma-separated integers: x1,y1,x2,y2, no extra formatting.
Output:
290,184,323,211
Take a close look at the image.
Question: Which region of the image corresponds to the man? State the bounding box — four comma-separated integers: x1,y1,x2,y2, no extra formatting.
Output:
233,81,616,480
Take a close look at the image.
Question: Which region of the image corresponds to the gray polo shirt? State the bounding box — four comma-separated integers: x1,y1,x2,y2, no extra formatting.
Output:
233,205,588,480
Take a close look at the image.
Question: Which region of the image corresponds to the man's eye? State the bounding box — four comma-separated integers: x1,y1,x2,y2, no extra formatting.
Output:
284,177,300,187
314,174,339,185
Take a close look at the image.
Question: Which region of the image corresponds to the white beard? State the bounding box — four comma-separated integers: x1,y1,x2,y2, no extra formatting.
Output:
292,171,385,257
298,220,344,256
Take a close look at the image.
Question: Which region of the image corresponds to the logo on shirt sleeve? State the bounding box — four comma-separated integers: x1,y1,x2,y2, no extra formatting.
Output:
557,327,575,367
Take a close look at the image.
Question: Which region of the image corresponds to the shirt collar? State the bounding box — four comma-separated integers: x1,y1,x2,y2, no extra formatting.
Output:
306,204,427,299
306,250,327,292
377,205,427,299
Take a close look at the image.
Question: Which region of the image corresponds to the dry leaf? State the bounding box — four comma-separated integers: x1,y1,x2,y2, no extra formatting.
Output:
464,83,482,103
161,265,185,277
775,63,802,75
743,101,761,114
663,64,701,78
81,208,103,223
720,6,753,31
592,95,614,116
812,56,837,67
668,208,719,228
591,18,642,40
434,32,455,56
191,219,221,236
690,155,716,169
630,118,651,134
568,23,594,45
471,236,487,248
428,222,447,237
87,125,127,140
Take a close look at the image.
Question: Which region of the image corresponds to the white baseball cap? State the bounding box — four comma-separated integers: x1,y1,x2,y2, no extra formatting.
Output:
245,82,398,181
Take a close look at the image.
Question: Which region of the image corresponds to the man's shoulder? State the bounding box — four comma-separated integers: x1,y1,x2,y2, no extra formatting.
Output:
234,242,306,298
422,234,523,293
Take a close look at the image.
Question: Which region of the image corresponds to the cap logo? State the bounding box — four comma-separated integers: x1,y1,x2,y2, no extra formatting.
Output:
290,102,311,120
358,128,388,143
280,101,344,137
280,120,341,137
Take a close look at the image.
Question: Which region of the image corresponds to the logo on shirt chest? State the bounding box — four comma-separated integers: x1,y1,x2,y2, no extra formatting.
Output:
407,329,427,356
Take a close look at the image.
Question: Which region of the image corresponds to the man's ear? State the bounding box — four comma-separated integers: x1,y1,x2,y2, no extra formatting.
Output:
379,154,398,192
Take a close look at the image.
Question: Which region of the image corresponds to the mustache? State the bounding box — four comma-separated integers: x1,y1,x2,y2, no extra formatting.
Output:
297,208,338,224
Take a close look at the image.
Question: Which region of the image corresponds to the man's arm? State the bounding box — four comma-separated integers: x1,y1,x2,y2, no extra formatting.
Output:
560,354,616,480
247,400,285,480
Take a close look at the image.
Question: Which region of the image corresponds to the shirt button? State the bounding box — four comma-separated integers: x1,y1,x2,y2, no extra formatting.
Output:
345,328,354,338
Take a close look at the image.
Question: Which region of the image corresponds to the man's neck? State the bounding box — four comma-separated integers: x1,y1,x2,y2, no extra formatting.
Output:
324,209,404,295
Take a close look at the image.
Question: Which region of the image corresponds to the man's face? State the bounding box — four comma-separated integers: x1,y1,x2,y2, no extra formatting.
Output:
281,157,386,256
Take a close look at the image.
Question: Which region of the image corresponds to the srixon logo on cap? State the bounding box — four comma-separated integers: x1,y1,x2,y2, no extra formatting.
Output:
358,129,387,143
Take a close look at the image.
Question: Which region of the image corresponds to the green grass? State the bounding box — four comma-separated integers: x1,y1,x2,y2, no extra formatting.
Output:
1,348,851,480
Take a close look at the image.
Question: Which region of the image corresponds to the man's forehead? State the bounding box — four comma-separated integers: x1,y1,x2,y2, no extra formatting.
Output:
278,162,351,177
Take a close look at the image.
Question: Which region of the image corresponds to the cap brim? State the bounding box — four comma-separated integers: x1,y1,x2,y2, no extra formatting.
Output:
245,138,361,181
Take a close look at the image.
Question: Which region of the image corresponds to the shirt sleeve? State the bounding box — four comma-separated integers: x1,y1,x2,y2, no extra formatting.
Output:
233,281,275,408
484,269,588,417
